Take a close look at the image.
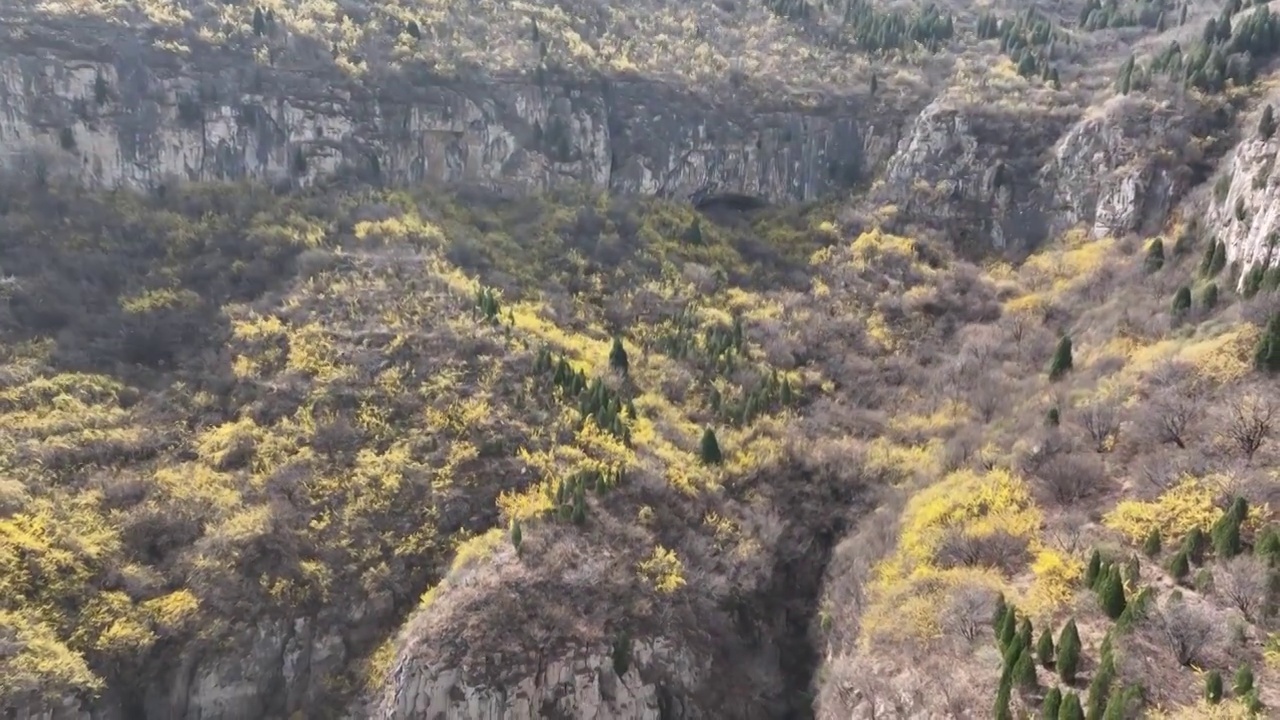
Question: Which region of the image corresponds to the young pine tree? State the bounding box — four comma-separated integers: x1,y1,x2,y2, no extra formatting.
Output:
1172,286,1192,316
1144,237,1166,273
1100,566,1128,619
1205,670,1223,704
1000,607,1019,650
1255,312,1280,373
993,593,1010,633
1201,282,1219,310
1261,103,1277,140
994,676,1014,720
1049,335,1074,380
1014,647,1039,691
510,518,523,555
1036,627,1055,667
1042,687,1062,719
1234,664,1255,696
1084,550,1103,587
1058,692,1084,720
1017,617,1034,651
1142,529,1162,557
609,336,630,376
1057,620,1082,684
699,427,723,465
1085,653,1116,720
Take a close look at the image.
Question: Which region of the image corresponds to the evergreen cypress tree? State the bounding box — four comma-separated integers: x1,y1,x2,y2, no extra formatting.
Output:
1101,566,1127,619
1142,529,1162,557
1036,627,1055,667
1042,687,1062,719
1261,104,1276,140
1213,514,1242,558
993,593,1010,633
700,427,723,465
1017,617,1034,651
1014,647,1039,691
1057,619,1081,684
1254,312,1280,373
1172,286,1192,315
1201,282,1219,309
1234,664,1255,695
1172,545,1187,579
1101,689,1125,720
1209,241,1228,276
253,6,266,35
1205,670,1223,703
1049,335,1074,380
1084,549,1102,587
1085,653,1116,720
994,676,1014,720
510,518,523,555
1184,527,1207,564
1000,606,1019,650
1145,238,1166,273
609,336,630,376
1256,528,1280,566
1058,692,1084,720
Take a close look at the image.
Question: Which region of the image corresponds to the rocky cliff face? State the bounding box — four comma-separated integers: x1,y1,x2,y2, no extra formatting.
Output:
376,638,703,720
1204,102,1280,290
0,29,895,203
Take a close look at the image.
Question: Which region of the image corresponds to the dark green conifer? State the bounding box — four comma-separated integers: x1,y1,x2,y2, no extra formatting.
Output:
1049,335,1074,380
510,518,523,555
1000,606,1019,650
1201,282,1219,309
1145,238,1166,273
1017,617,1034,651
1057,619,1081,684
1084,549,1102,587
609,336,629,376
1142,529,1162,557
700,427,723,465
1042,687,1062,719
1100,566,1127,619
1261,104,1276,140
1234,664,1255,695
1205,670,1223,703
253,6,266,35
1172,286,1192,315
1014,646,1039,691
1036,627,1055,667
1058,692,1084,720
1255,313,1280,373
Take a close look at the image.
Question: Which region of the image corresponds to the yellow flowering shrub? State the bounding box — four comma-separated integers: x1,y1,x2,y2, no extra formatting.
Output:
1104,476,1224,544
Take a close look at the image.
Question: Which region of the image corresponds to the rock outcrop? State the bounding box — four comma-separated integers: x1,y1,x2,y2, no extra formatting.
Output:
0,17,898,204
1204,101,1280,290
377,638,703,720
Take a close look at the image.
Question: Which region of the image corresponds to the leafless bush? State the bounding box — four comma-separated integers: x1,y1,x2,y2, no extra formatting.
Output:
1044,512,1090,556
1135,454,1185,492
1154,598,1216,666
935,528,1030,573
968,372,1006,423
1078,398,1121,453
1032,451,1107,505
1223,393,1277,464
1141,383,1202,449
1017,427,1073,477
940,584,999,642
1215,555,1271,622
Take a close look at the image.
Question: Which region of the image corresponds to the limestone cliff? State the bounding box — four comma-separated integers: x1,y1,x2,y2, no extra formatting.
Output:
0,16,895,203
1204,100,1280,291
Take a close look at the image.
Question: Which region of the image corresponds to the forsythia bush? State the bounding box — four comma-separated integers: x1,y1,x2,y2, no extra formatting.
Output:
1104,476,1224,544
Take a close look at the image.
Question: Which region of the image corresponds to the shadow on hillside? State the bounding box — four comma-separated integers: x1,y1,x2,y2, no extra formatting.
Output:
0,177,307,393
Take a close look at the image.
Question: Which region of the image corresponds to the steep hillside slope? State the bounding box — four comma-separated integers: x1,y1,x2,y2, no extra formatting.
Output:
7,0,1280,718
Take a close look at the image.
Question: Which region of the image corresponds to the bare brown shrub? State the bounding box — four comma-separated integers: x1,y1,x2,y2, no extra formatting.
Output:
1215,555,1271,622
1139,363,1204,449
935,528,1031,573
1032,451,1108,505
1222,392,1277,465
1077,398,1122,453
1154,598,1216,666
940,584,999,642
